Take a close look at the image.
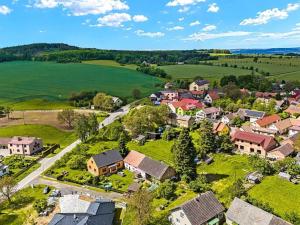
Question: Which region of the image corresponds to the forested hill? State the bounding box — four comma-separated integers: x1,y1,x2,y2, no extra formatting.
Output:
0,43,229,64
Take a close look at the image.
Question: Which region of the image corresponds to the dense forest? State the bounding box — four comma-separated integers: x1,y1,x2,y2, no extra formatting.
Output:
0,43,224,65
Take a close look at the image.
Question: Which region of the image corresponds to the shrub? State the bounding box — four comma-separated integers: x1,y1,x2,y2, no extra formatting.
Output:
67,155,86,170
33,198,48,213
156,180,176,200
189,175,211,193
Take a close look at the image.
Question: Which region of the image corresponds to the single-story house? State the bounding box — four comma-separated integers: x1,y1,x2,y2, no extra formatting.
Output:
226,198,291,225
204,91,220,104
237,109,265,122
189,80,210,92
232,131,277,157
124,150,145,173
267,143,294,161
269,118,300,134
48,195,115,225
196,107,221,121
253,114,281,128
87,150,124,176
0,163,9,177
169,191,225,225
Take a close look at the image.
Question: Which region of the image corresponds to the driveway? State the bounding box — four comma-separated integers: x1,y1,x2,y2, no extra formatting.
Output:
15,104,131,192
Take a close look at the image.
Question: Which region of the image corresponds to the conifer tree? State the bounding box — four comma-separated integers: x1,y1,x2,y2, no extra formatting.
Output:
198,119,215,158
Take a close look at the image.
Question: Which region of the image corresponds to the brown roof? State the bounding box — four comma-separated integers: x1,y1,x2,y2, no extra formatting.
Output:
176,191,225,225
207,91,220,100
127,182,141,192
281,133,300,146
256,114,281,127
124,150,145,168
232,131,276,151
213,122,227,133
138,157,174,180
285,105,300,115
203,107,221,115
0,138,11,145
269,143,294,157
273,118,300,132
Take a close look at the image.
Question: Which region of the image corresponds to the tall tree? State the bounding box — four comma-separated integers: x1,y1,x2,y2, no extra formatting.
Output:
172,128,197,181
88,113,99,135
0,176,16,204
57,109,77,129
128,189,153,225
3,106,13,120
93,93,114,112
217,133,234,153
118,133,128,157
74,115,90,142
197,119,215,158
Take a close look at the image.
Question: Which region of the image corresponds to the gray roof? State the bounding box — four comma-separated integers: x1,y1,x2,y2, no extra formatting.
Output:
138,157,173,180
269,143,294,157
49,199,115,225
245,109,265,118
194,80,209,86
175,191,225,225
92,150,123,168
226,198,291,225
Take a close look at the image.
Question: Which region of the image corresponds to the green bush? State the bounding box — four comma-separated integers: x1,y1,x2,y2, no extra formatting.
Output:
33,198,48,213
189,175,211,193
156,180,177,200
67,155,86,170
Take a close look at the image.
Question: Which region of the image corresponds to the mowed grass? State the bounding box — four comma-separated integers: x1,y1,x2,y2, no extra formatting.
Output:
0,61,162,106
159,64,252,81
0,124,76,147
248,176,300,218
127,140,174,166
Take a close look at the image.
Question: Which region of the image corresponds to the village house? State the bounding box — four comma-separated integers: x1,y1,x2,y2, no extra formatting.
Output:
226,198,291,225
242,125,277,137
161,90,179,101
267,143,294,161
221,113,237,125
112,97,123,108
189,80,210,92
232,131,277,157
196,107,221,121
49,195,115,225
175,115,195,128
213,122,230,135
87,150,123,176
190,90,205,99
169,191,225,225
281,133,300,147
285,105,300,115
269,118,300,135
255,91,277,99
253,114,281,128
124,151,176,182
0,136,43,156
150,92,163,103
169,99,203,116
204,91,220,104
237,109,265,122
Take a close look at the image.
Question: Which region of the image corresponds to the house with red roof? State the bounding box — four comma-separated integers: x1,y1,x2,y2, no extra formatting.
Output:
204,91,220,104
253,114,281,128
169,99,204,116
232,131,277,157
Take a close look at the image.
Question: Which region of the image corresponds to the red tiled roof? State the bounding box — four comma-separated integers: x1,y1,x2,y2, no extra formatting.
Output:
256,114,281,127
232,131,276,151
207,91,219,100
172,99,203,111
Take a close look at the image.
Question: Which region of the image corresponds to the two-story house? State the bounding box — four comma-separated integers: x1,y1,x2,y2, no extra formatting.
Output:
189,80,210,92
196,107,222,121
232,131,277,157
8,136,43,155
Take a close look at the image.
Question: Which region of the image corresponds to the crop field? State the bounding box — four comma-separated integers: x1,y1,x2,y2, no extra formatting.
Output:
208,56,300,80
83,60,137,70
0,61,161,107
159,64,254,81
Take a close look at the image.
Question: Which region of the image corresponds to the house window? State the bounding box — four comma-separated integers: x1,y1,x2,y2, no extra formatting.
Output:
258,144,260,146
240,146,244,150
250,142,252,145
176,218,180,223
235,145,238,149
250,148,254,153
94,169,96,172
257,150,261,154
102,168,107,173
89,166,91,169
17,149,20,152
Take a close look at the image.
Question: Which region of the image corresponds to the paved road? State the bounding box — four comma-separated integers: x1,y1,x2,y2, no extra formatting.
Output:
15,104,131,191
33,178,123,200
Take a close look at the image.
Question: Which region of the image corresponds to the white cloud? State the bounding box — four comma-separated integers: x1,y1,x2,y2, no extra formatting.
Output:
240,3,300,26
33,0,129,16
0,5,12,15
167,26,184,31
95,13,131,27
190,20,200,26
207,3,219,13
184,31,251,41
178,6,190,13
202,24,216,31
166,0,205,7
135,30,165,38
133,15,148,22
294,22,300,30
178,17,185,21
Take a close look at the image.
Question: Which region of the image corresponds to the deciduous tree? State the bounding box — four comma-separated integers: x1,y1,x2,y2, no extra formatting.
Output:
57,109,78,129
0,176,16,204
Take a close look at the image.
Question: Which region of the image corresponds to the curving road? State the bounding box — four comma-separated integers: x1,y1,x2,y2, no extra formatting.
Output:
15,104,131,191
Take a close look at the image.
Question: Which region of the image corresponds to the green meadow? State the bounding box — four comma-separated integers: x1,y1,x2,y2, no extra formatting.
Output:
0,61,162,107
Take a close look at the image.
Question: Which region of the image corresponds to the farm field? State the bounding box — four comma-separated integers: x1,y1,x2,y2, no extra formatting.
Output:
83,60,137,70
248,176,300,218
0,124,76,147
0,61,162,108
159,64,254,81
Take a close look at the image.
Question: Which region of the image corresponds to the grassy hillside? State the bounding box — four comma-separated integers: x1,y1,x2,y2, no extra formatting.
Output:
83,60,137,70
0,61,161,107
159,64,253,81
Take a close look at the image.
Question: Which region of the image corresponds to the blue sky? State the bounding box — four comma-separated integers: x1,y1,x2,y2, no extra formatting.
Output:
0,0,300,50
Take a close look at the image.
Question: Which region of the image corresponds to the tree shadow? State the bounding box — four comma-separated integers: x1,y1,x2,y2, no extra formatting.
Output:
205,173,229,183
0,214,18,225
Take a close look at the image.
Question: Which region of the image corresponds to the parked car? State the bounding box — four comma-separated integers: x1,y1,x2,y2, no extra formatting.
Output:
50,189,61,197
43,186,50,194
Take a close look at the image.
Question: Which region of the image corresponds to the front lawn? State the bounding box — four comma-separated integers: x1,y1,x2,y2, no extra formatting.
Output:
127,140,174,166
0,185,49,225
248,176,300,218
197,153,253,206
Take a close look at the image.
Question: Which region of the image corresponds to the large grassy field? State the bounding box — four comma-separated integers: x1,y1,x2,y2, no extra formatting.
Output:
0,61,161,107
159,64,254,81
0,124,76,147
